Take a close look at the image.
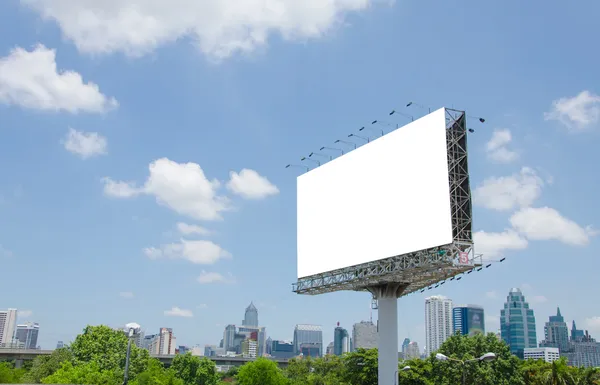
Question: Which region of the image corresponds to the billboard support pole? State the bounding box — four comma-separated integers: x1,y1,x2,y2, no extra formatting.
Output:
368,283,408,385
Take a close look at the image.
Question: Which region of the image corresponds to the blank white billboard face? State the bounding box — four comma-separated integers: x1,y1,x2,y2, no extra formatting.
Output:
297,108,453,278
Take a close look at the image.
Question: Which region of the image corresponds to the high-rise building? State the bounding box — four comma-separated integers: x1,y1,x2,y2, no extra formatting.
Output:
524,347,560,363
425,296,453,355
352,321,378,351
14,322,39,349
0,309,17,346
223,324,236,352
333,323,350,356
243,302,259,327
158,328,176,355
500,288,537,358
326,342,334,355
405,341,420,359
56,341,64,349
238,326,267,357
571,321,585,341
540,307,569,353
453,305,485,336
271,340,295,359
293,324,323,357
564,330,600,368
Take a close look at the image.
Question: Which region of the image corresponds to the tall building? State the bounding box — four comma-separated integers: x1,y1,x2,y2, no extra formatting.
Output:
453,305,485,336
352,321,378,351
0,309,17,346
243,302,258,327
271,340,295,359
14,322,39,349
524,347,560,363
333,323,350,356
571,321,585,341
157,327,176,355
223,324,236,352
425,296,453,355
293,324,323,357
405,341,420,359
500,288,537,358
238,326,267,357
540,307,569,353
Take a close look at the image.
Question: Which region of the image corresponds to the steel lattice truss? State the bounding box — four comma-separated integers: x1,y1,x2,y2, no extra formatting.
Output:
293,108,479,296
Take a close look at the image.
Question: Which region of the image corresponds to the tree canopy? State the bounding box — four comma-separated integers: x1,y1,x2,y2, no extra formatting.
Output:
1,328,599,385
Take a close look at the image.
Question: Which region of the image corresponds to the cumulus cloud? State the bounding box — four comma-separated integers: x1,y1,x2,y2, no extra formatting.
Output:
510,207,596,246
21,0,376,59
164,306,193,317
473,230,528,258
486,129,518,163
0,44,117,113
197,271,236,284
144,239,231,265
227,169,279,199
63,128,107,158
545,90,600,131
103,158,230,221
473,168,544,211
176,222,211,236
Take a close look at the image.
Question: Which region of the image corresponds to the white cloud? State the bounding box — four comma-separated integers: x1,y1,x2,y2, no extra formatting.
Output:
18,310,33,318
176,222,211,236
529,295,548,304
473,167,544,211
119,291,134,299
584,317,600,334
21,0,376,59
485,291,498,299
545,90,600,131
473,230,528,258
227,169,279,200
164,306,193,318
486,129,518,163
510,207,596,246
197,271,235,284
103,158,230,221
144,239,231,264
0,44,117,113
63,128,107,158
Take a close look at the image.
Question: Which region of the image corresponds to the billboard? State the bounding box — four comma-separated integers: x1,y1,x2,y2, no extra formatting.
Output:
467,307,485,336
297,108,453,278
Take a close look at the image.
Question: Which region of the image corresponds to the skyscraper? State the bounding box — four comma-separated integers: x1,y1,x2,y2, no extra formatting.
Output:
333,323,350,355
14,322,39,349
540,307,569,353
243,302,259,327
293,324,323,357
223,324,236,352
453,305,485,336
352,321,378,351
425,295,453,355
500,288,537,358
0,309,17,346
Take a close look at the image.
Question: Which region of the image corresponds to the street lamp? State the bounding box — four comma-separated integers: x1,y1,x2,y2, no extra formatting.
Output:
435,352,496,385
123,322,141,385
395,365,411,385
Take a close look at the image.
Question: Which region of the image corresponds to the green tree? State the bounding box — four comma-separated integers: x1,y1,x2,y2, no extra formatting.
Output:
0,362,26,384
398,358,433,385
535,358,576,385
22,347,73,383
42,361,122,385
520,358,551,385
171,353,220,385
342,348,378,385
236,358,287,385
70,325,149,377
431,332,522,385
132,358,183,385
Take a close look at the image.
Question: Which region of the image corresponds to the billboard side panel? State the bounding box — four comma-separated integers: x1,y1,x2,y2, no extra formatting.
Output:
297,108,453,278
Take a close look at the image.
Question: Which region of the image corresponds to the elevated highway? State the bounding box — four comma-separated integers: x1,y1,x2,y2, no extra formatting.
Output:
0,349,289,368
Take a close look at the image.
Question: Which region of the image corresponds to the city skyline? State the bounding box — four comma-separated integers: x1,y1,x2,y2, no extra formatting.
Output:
1,0,599,357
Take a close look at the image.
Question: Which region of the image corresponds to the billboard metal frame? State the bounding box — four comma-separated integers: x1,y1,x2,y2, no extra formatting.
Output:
293,108,480,296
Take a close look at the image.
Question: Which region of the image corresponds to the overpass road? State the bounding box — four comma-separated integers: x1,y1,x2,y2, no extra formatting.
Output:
0,349,289,368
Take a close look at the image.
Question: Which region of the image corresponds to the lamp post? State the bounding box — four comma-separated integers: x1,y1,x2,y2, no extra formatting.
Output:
395,365,411,385
435,352,496,385
123,322,141,385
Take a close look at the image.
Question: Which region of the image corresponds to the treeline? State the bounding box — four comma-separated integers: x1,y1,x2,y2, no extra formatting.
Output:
0,325,599,385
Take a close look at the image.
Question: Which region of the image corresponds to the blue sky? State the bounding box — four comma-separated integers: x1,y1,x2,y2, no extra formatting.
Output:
0,0,599,351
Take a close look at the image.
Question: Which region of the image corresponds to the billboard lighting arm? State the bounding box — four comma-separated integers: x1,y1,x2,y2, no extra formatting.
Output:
300,156,320,166
360,126,384,137
320,146,344,155
406,101,431,113
348,133,369,143
285,164,309,172
334,139,357,149
389,110,414,122
309,152,332,160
